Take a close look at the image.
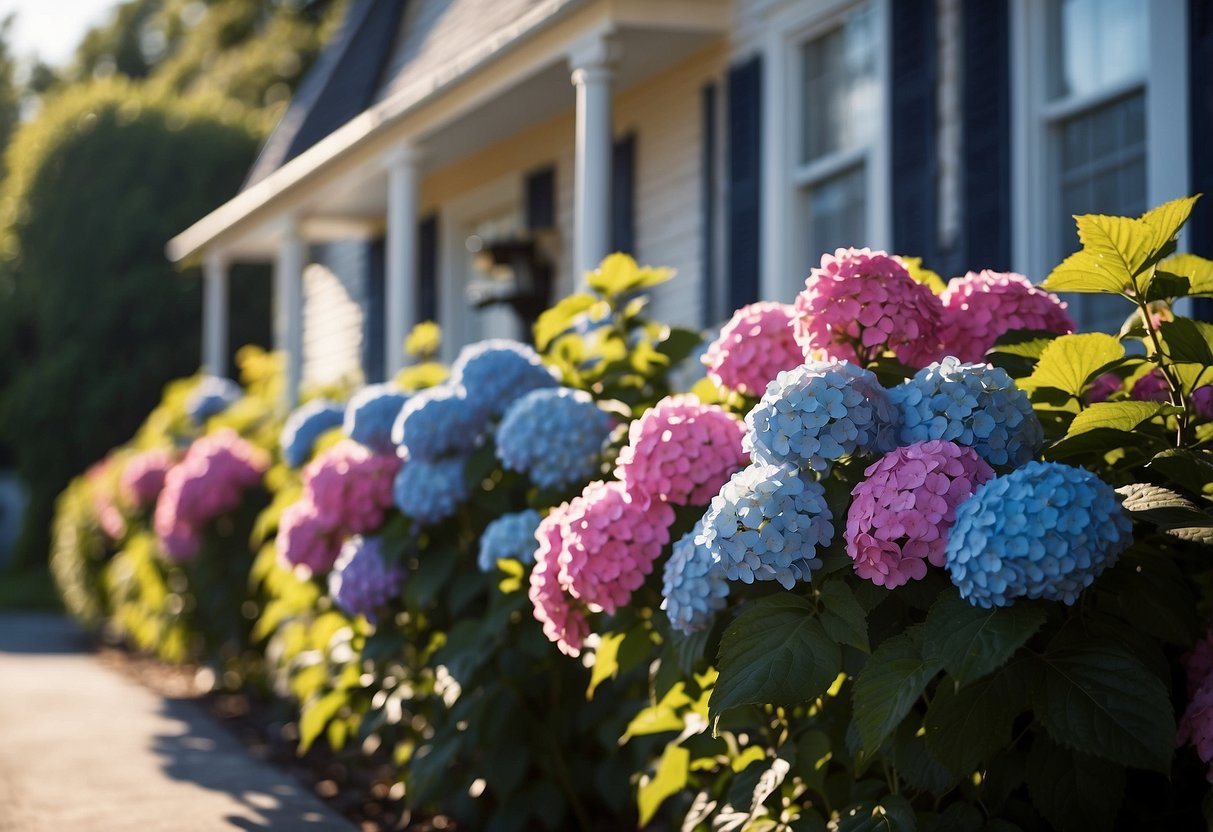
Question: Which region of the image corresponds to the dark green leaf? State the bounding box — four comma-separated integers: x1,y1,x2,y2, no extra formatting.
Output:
654,326,703,367
1148,448,1213,497
924,594,1046,685
921,803,984,832
1026,734,1124,832
893,720,958,795
1158,318,1213,366
794,729,833,793
852,626,942,756
1095,548,1200,646
1044,427,1151,461
834,795,917,832
819,580,870,653
924,667,1030,776
1141,270,1190,302
1033,644,1174,772
709,595,842,726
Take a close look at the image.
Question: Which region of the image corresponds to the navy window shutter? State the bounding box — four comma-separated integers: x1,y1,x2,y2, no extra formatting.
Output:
962,0,1012,272
1190,0,1213,322
611,134,636,255
417,214,439,324
727,55,762,310
891,0,939,268
363,238,386,383
525,166,556,231
702,81,719,325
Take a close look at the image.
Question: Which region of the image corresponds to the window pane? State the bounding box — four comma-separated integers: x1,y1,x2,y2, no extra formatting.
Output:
1048,0,1147,100
1056,92,1147,332
800,5,876,164
805,165,867,268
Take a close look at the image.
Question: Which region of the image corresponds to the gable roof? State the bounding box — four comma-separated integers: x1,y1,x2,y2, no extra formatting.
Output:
243,0,406,189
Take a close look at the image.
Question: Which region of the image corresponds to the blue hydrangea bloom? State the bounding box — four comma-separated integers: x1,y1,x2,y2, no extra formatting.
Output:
451,340,558,421
945,461,1132,607
888,357,1042,468
343,384,409,453
328,536,406,623
745,360,898,475
662,521,730,635
280,399,345,468
698,462,834,590
477,509,542,572
392,383,484,461
495,387,612,490
392,456,469,525
186,376,242,424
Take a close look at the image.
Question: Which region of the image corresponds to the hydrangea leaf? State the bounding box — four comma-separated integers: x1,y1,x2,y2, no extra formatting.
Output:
1023,333,1124,399
899,255,948,294
1065,401,1176,438
833,795,917,832
1094,548,1201,646
637,742,689,825
1161,252,1213,296
1141,270,1191,302
299,689,347,754
818,580,870,653
1158,318,1213,366
924,594,1046,685
923,667,1032,776
852,625,942,756
1148,448,1213,497
1032,644,1174,773
1026,735,1125,832
587,630,626,700
709,595,841,728
533,293,597,350
1114,483,1211,528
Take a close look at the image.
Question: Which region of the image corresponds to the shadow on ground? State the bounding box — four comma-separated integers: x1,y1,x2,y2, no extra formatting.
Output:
152,697,349,830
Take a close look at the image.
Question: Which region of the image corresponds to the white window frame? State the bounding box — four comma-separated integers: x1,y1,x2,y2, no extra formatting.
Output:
759,0,892,302
1010,0,1190,300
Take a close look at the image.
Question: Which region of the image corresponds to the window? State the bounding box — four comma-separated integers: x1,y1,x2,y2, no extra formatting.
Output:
761,0,890,300
795,4,878,272
1012,0,1189,331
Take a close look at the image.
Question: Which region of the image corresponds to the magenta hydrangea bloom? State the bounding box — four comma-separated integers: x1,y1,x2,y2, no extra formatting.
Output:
1085,372,1123,404
276,497,343,573
1131,369,1170,402
303,440,401,534
846,440,994,588
1193,386,1213,421
153,429,268,562
615,395,747,506
120,448,176,509
529,502,591,657
939,270,1074,361
530,482,675,656
702,302,804,395
793,247,945,368
1181,633,1213,780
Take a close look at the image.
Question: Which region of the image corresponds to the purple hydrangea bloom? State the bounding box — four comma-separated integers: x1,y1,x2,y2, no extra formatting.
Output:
328,536,406,623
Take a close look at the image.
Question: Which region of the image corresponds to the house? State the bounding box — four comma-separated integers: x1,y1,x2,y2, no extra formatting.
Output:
167,0,1211,407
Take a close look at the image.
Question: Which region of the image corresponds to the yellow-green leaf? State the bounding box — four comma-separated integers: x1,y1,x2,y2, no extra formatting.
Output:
533,293,596,350
1066,401,1176,437
1023,333,1124,398
587,631,625,700
638,743,690,825
1162,252,1213,296
299,689,347,754
899,255,948,294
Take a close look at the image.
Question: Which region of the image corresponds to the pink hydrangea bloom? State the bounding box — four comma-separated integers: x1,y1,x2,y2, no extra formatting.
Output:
1086,373,1123,404
846,440,994,588
615,395,747,506
1131,369,1170,402
1185,632,1213,697
529,503,590,657
153,429,268,562
276,498,344,574
530,481,675,656
702,302,804,395
939,270,1074,362
120,448,176,509
303,440,401,534
793,247,945,368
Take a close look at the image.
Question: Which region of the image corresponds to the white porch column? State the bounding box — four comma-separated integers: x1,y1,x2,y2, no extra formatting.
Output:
385,144,420,378
570,37,617,287
201,250,229,377
274,219,305,409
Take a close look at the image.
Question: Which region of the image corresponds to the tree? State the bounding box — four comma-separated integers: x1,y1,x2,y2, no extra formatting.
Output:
0,81,268,567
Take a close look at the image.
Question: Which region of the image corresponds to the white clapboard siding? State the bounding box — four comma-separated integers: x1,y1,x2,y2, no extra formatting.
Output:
302,243,366,387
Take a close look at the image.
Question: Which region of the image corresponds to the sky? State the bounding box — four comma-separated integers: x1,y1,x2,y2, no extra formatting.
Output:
1,0,119,69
